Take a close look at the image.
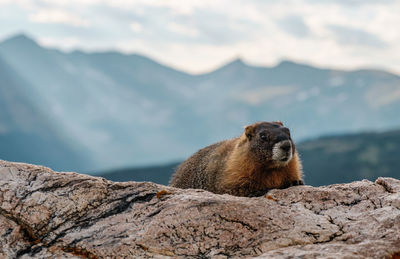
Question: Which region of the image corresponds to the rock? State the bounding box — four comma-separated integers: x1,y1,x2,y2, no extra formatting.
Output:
0,160,399,259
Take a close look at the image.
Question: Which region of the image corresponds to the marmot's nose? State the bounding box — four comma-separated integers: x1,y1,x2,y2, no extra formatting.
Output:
280,141,291,152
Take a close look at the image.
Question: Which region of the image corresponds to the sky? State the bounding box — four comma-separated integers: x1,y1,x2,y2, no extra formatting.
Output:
0,0,399,74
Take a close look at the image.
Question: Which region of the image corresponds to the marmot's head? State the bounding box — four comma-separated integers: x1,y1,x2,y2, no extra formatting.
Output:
244,121,295,167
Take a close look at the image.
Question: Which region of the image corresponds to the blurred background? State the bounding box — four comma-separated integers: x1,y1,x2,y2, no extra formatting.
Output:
0,0,399,186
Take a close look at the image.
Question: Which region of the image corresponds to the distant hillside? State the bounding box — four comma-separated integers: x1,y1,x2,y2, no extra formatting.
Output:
99,162,180,185
1,34,400,171
99,130,400,186
0,55,93,171
299,129,400,186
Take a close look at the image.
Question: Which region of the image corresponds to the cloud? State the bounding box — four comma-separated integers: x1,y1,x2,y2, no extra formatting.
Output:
1,0,399,74
38,36,81,49
29,8,89,27
306,0,396,6
277,15,310,38
130,22,143,33
167,22,199,38
327,24,387,48
168,9,261,45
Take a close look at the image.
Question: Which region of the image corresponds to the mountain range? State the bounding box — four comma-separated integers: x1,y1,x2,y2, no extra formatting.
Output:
1,33,400,172
299,129,400,186
0,54,91,171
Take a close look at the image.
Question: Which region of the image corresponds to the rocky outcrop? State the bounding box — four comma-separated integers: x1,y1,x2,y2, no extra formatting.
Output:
0,160,399,259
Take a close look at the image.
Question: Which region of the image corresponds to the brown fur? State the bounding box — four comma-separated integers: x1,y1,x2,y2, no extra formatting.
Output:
169,121,304,197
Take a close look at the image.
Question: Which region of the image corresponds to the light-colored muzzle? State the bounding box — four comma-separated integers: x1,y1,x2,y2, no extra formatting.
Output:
272,140,293,164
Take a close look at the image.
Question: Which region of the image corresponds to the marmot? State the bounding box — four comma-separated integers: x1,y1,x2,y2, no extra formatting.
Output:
169,121,304,197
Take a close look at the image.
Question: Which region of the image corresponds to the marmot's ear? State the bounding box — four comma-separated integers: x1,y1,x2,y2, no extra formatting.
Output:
245,125,255,140
274,120,284,126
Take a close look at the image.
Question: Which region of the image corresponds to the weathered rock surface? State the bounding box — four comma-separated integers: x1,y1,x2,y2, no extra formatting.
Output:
0,160,399,259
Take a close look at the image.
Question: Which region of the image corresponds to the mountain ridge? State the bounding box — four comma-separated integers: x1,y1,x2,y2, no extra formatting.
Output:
4,33,399,77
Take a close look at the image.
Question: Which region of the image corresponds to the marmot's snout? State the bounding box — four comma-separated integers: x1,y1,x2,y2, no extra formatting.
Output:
272,139,293,164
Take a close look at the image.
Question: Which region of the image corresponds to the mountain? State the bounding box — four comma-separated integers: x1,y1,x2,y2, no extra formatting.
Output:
99,162,180,184
99,129,400,186
0,34,198,170
1,33,400,171
299,129,400,186
0,54,93,171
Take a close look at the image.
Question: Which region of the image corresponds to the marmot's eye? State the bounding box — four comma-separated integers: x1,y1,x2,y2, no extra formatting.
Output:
260,134,267,141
